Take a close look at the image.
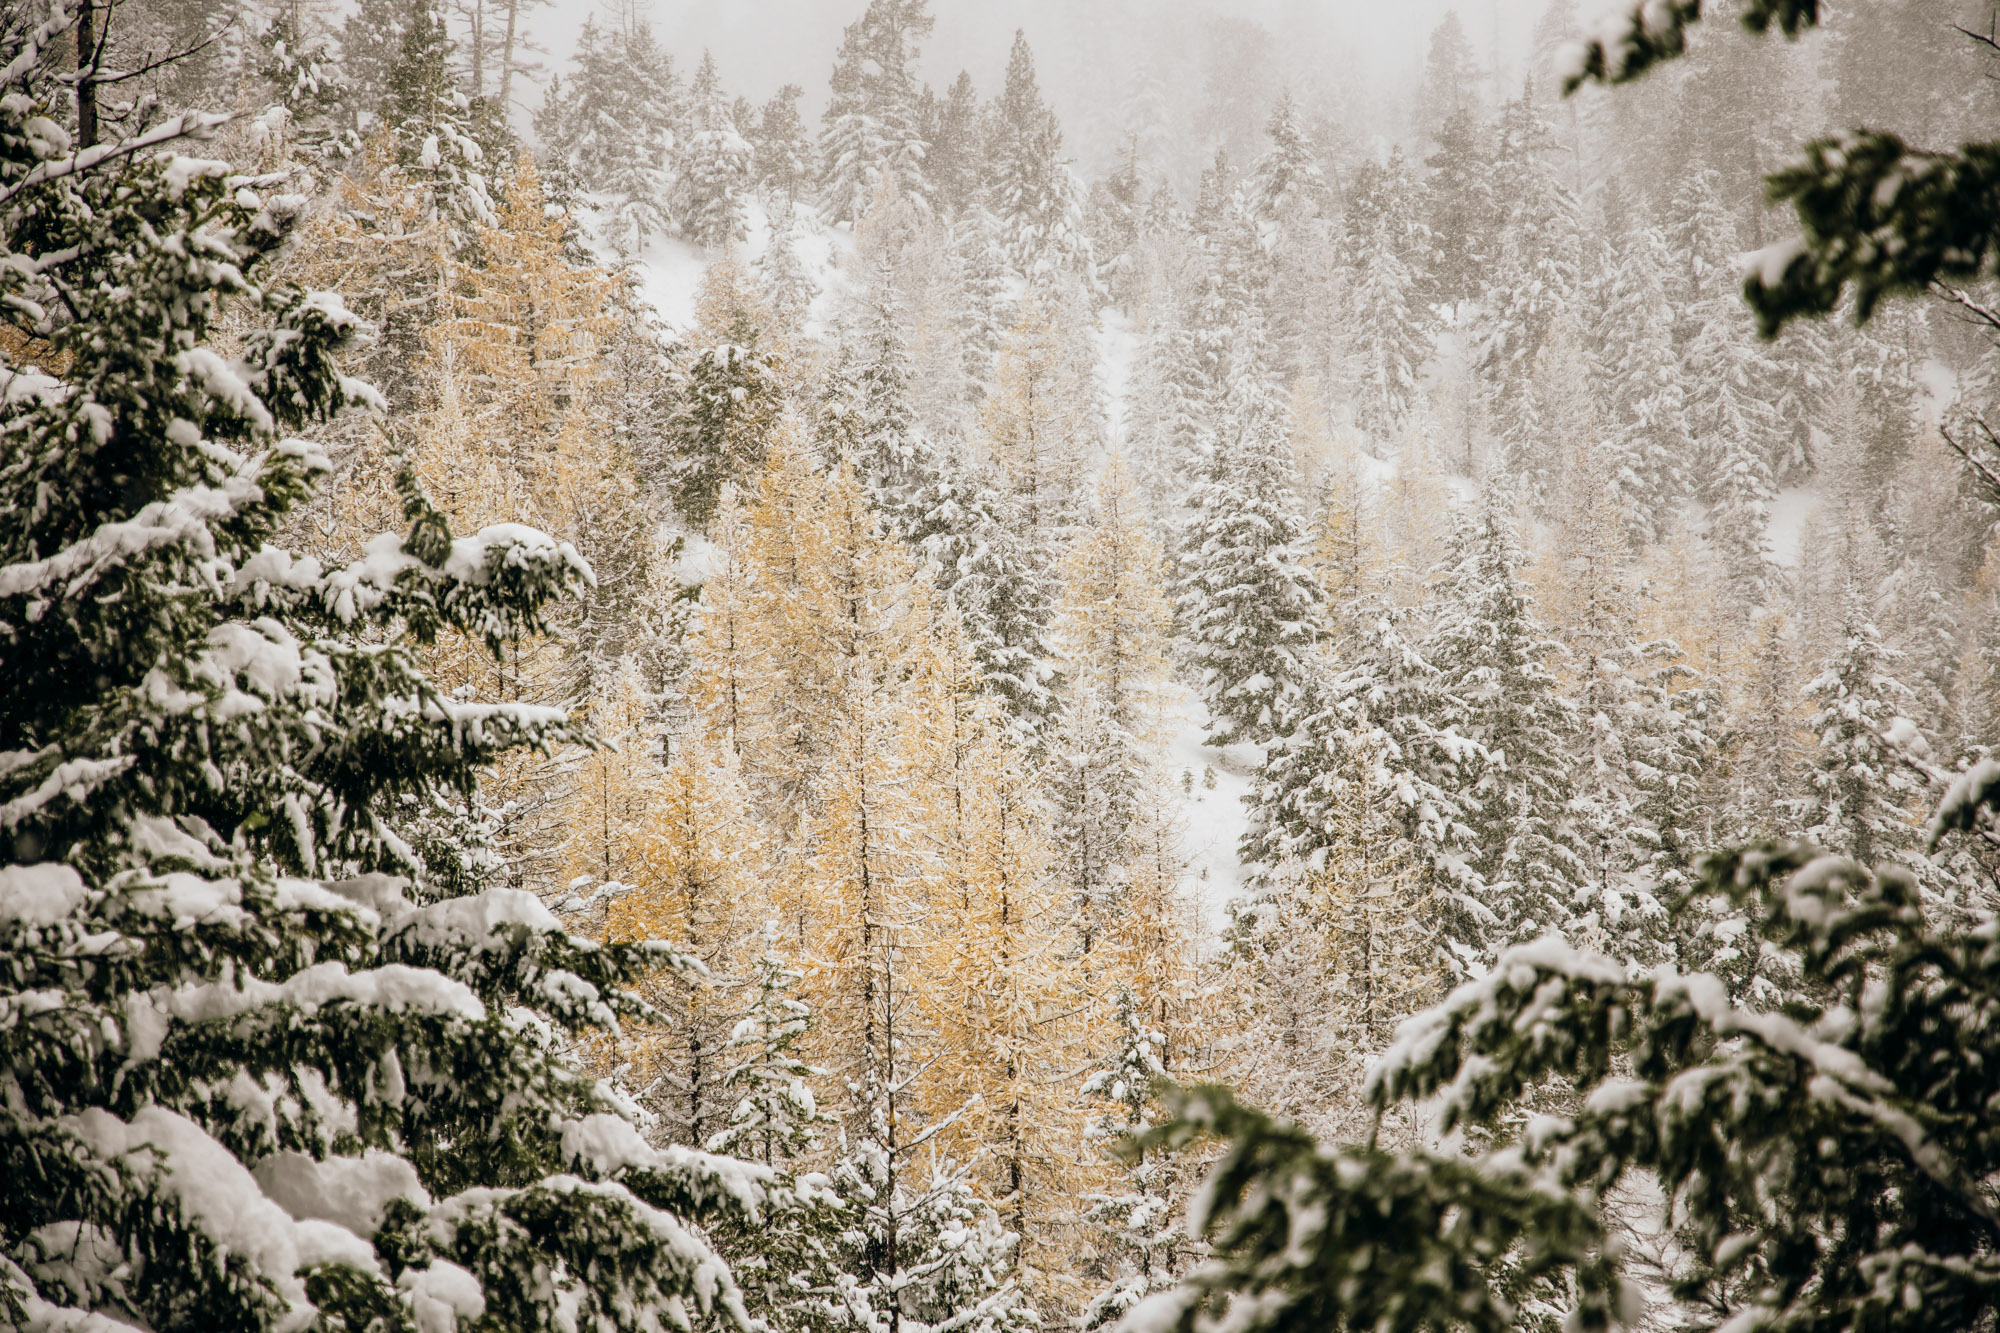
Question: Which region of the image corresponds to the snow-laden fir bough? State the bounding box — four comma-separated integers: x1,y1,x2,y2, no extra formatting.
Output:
0,9,782,1329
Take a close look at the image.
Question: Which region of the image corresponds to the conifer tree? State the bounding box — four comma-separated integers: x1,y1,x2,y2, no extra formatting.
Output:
339,0,409,121
1423,106,1500,314
1308,444,1384,615
981,293,1100,539
1414,9,1485,143
986,30,1090,279
386,170,653,888
665,256,786,524
1086,140,1150,307
1245,619,1487,973
382,0,495,233
825,267,925,509
952,207,1015,389
1302,741,1441,1057
547,14,680,258
0,51,758,1331
675,52,754,250
1176,316,1326,746
1799,599,1927,871
1479,87,1580,432
840,1151,1035,1333
425,166,645,677
734,451,940,1106
703,937,852,1333
1080,993,1195,1329
1728,610,1811,840
1673,167,1782,611
1540,459,1712,965
819,0,934,226
1595,208,1696,538
1056,458,1175,736
563,664,664,897
751,83,814,205
709,930,833,1167
921,70,986,217
1339,149,1435,443
606,734,760,1147
756,204,821,335
1050,458,1178,952
1229,721,1443,1141
1507,304,1602,513
1249,90,1329,228
921,701,1088,1292
1423,495,1589,951
899,441,1062,734
1126,298,1219,515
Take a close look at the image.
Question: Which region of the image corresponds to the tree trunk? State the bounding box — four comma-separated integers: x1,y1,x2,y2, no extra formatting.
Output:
75,0,99,149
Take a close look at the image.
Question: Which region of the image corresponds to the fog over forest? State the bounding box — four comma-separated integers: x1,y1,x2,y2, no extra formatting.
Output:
5,2,2000,1333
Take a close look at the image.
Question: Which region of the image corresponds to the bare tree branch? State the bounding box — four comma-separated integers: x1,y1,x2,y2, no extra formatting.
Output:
1939,420,2000,507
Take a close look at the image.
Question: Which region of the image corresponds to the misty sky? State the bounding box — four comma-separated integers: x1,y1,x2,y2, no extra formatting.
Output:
519,0,1567,171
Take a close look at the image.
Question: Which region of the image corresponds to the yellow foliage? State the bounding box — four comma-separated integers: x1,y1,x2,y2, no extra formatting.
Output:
919,706,1096,1299
1054,456,1174,739
981,294,1097,529
605,731,764,1144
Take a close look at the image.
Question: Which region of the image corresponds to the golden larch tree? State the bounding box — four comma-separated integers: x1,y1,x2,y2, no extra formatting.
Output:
605,732,764,1145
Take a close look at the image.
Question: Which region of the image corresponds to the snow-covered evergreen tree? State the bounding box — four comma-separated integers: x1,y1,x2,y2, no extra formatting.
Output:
706,928,836,1167
1423,494,1589,951
1245,614,1488,973
756,203,821,333
675,51,753,249
898,442,1062,735
547,14,681,258
1127,293,1222,515
1478,86,1580,433
1674,167,1783,611
1594,207,1695,538
1176,314,1326,746
985,30,1090,280
952,208,1014,390
825,267,925,507
1080,991,1193,1328
381,0,495,233
819,0,934,226
666,257,785,523
1338,149,1435,443
1422,105,1500,314
337,0,411,122
1414,9,1485,143
751,83,815,206
921,70,986,216
1800,599,1927,871
1248,90,1328,229
0,53,761,1331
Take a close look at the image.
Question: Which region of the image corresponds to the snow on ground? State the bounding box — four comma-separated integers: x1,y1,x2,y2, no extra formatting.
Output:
1767,486,1823,567
1098,308,1140,445
580,198,851,336
1162,690,1261,937
795,218,853,339
617,227,712,330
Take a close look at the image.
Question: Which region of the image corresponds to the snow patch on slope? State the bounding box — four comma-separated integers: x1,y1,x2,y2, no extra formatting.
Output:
1162,692,1259,935
1099,308,1140,445
1767,487,1824,567
580,198,852,336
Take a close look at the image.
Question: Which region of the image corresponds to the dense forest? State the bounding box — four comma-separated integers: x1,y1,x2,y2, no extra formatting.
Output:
5,1,2000,1332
